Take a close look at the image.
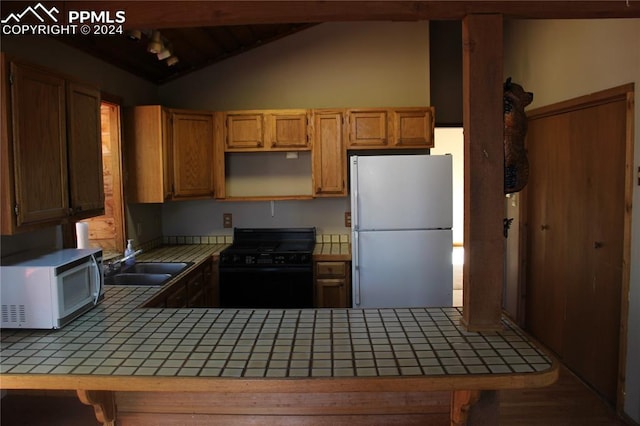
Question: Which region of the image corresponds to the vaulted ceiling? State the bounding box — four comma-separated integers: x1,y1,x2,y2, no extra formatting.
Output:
2,1,637,85
54,24,317,84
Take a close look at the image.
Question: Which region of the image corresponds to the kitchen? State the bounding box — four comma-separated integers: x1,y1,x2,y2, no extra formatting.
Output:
0,2,639,425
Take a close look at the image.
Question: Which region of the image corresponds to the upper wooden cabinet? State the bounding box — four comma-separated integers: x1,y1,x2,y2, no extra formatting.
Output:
225,112,263,150
124,105,172,203
125,106,216,203
171,111,216,199
1,58,104,235
265,110,309,149
224,109,310,152
66,82,105,218
346,107,435,149
346,109,389,148
311,110,346,197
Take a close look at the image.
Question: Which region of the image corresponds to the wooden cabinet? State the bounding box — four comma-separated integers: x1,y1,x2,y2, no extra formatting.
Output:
186,263,207,307
314,261,351,308
224,109,309,151
66,82,105,218
165,282,188,308
266,110,309,149
225,112,263,150
346,109,389,148
1,58,104,234
311,110,346,197
124,106,172,203
204,256,220,307
171,111,216,199
124,106,215,202
346,107,434,149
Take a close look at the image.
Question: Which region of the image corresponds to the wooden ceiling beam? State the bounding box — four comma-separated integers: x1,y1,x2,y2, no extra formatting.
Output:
61,1,640,29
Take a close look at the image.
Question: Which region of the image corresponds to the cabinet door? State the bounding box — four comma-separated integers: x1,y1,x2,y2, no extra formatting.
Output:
171,111,214,199
123,106,172,203
66,82,104,218
186,266,206,307
226,113,263,150
166,284,188,308
315,261,350,308
312,111,346,197
266,111,309,149
203,257,219,307
392,108,434,147
9,62,69,227
346,109,388,148
316,279,348,308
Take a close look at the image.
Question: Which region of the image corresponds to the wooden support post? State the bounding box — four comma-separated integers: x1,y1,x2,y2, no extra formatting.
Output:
461,14,504,331
77,390,116,426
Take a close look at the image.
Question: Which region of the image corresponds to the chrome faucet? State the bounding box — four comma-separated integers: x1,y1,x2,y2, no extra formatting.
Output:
105,249,143,275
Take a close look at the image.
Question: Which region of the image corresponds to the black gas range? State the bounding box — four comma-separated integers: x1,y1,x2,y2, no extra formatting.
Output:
219,228,316,308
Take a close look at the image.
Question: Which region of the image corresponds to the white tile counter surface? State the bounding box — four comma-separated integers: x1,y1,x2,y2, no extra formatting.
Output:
1,286,553,380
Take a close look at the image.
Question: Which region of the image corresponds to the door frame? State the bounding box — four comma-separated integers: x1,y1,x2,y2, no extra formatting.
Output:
518,83,634,413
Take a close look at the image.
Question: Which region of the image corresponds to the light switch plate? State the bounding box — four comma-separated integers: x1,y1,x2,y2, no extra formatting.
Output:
223,213,233,228
345,212,351,228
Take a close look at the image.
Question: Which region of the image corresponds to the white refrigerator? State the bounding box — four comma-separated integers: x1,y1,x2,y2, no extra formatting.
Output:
350,154,453,308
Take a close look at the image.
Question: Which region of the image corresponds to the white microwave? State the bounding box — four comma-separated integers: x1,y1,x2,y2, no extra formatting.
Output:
0,248,103,329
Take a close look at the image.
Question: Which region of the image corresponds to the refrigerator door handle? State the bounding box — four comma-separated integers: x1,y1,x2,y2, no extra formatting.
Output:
353,231,360,306
351,157,359,231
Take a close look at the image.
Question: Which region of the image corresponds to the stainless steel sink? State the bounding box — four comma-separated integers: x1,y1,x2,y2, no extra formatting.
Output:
104,273,172,286
121,262,193,276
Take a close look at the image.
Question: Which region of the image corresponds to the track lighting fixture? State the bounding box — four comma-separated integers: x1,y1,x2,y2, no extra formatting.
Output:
166,56,179,66
147,30,163,54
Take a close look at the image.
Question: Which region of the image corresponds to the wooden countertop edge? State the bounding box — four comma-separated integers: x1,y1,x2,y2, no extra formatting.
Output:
0,361,559,393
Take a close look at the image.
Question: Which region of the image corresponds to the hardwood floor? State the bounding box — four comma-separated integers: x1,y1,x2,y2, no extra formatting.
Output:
500,365,629,425
1,365,630,425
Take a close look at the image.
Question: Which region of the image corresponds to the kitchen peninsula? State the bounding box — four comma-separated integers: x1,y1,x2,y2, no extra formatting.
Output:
0,245,557,426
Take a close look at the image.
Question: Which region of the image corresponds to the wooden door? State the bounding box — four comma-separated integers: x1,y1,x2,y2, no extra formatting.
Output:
524,113,570,356
562,98,627,403
311,110,346,196
66,82,104,218
171,111,214,198
524,86,632,405
10,62,68,227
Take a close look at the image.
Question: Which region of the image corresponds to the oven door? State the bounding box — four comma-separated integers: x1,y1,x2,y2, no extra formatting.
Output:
219,266,313,309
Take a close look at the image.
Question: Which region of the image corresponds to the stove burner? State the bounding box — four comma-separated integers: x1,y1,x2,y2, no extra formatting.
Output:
220,228,316,267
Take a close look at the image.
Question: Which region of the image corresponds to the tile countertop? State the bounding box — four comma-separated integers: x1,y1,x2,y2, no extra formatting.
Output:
0,292,557,393
126,242,351,262
0,243,555,393
313,242,351,261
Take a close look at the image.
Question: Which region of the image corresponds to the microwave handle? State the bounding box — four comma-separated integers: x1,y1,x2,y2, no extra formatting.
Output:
90,254,102,305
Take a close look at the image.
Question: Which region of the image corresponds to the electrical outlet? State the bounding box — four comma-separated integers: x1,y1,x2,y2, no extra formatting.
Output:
223,213,233,228
345,212,351,228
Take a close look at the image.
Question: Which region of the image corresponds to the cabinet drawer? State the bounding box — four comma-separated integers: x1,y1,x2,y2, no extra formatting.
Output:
316,261,346,277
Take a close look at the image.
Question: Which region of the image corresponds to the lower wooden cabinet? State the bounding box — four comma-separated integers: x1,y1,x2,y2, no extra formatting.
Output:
144,257,219,308
314,261,351,308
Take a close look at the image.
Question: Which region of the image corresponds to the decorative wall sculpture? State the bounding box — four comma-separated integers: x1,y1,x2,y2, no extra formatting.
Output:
503,77,533,194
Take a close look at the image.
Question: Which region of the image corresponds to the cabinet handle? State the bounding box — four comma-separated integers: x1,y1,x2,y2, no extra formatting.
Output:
594,241,603,249
540,224,549,231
